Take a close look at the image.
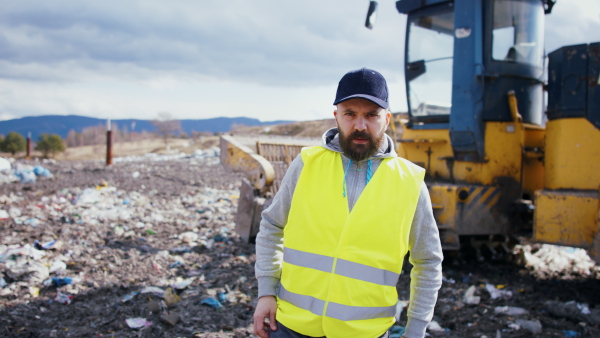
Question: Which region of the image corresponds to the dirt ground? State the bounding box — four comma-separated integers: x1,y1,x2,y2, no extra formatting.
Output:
1,151,599,337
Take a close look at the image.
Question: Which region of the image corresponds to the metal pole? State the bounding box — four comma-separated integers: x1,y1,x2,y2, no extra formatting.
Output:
106,119,113,165
26,132,31,159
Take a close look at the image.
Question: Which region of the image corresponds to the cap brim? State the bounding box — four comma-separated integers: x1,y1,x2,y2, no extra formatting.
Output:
333,94,388,109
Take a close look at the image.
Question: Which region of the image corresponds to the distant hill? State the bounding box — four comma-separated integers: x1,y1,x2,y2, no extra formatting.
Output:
0,115,293,140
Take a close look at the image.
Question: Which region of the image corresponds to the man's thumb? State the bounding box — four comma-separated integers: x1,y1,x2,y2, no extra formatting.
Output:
270,312,277,331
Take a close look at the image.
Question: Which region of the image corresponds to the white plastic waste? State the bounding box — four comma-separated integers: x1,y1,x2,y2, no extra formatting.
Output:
0,157,11,171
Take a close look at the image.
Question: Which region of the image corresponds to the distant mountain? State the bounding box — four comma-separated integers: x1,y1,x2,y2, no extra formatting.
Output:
0,115,293,140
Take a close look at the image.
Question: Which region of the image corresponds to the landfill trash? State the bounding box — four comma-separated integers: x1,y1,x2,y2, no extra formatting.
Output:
125,317,152,329
9,207,21,218
51,277,75,287
164,287,182,307
0,157,256,336
34,239,57,250
140,286,165,297
14,166,36,183
389,325,405,338
24,217,40,227
180,231,199,243
464,285,481,305
562,329,581,337
427,320,445,332
54,292,74,305
169,246,191,255
49,260,67,273
515,319,542,334
485,283,512,300
132,171,140,178
218,292,228,304
0,210,8,219
7,260,49,284
545,300,600,326
395,300,409,322
160,311,181,326
33,166,51,177
515,244,599,278
75,188,103,205
442,276,456,284
121,291,139,303
147,301,161,314
495,306,529,316
169,261,182,269
29,286,40,297
0,157,11,171
172,277,194,290
201,297,223,309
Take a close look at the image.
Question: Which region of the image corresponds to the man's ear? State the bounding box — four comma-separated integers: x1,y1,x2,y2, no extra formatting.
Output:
385,109,391,125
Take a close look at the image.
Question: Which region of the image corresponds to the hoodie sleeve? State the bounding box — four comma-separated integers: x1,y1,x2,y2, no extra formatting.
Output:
254,154,304,298
403,183,444,338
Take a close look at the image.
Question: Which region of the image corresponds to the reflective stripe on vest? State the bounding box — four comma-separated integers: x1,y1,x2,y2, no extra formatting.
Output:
283,247,400,287
278,283,397,321
277,146,424,338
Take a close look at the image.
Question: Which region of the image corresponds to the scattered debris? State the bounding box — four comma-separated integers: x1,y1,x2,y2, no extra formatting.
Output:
514,319,543,335
0,154,597,337
464,285,481,305
494,306,529,316
159,311,181,326
125,317,152,329
201,297,224,309
546,300,600,326
485,283,512,300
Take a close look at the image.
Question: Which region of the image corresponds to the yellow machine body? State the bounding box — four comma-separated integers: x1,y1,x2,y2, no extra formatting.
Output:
533,118,600,252
399,116,600,257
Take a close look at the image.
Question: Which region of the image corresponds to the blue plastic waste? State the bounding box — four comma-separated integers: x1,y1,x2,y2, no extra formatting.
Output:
169,261,182,269
33,166,51,177
15,169,36,183
201,297,223,309
34,240,57,250
52,277,73,286
218,292,228,303
389,325,405,338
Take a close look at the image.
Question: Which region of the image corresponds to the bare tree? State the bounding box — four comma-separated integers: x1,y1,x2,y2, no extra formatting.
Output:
151,112,182,146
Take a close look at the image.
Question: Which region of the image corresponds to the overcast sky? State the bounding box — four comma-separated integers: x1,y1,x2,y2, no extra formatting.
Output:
0,0,598,122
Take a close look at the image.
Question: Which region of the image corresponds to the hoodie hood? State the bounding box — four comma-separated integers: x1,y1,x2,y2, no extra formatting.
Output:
321,127,397,159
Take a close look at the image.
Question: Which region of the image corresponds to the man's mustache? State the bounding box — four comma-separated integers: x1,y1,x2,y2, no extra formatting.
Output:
348,131,373,142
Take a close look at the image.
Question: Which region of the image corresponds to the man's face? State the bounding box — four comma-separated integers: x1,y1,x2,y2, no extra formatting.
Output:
334,98,391,162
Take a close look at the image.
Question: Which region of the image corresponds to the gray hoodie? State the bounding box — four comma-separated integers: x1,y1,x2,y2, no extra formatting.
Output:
255,127,443,338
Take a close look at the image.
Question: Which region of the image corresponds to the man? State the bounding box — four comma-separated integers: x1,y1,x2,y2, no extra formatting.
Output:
253,68,443,338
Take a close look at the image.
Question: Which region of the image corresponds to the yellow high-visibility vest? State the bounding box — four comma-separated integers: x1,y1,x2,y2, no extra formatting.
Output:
277,146,425,338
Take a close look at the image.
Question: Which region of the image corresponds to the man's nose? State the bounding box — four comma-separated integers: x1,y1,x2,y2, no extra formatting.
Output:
354,117,367,131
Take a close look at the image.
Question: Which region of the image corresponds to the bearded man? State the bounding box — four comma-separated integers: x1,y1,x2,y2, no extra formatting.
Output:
253,68,443,338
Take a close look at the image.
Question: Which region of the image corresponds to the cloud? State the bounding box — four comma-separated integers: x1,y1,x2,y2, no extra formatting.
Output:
0,0,596,122
545,0,600,52
0,0,405,88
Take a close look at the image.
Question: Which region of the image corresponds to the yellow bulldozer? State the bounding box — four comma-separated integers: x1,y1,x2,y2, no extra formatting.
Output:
221,0,600,264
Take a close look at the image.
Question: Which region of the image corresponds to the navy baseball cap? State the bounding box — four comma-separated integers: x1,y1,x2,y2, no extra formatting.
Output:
333,68,389,109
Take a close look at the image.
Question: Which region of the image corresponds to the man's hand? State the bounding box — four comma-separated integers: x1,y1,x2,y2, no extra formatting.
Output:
253,296,278,338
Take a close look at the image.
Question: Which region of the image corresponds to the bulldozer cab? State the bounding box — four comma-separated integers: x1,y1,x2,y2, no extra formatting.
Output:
400,0,547,162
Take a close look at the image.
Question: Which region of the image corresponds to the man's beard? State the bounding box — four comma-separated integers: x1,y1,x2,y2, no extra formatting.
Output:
338,128,384,162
